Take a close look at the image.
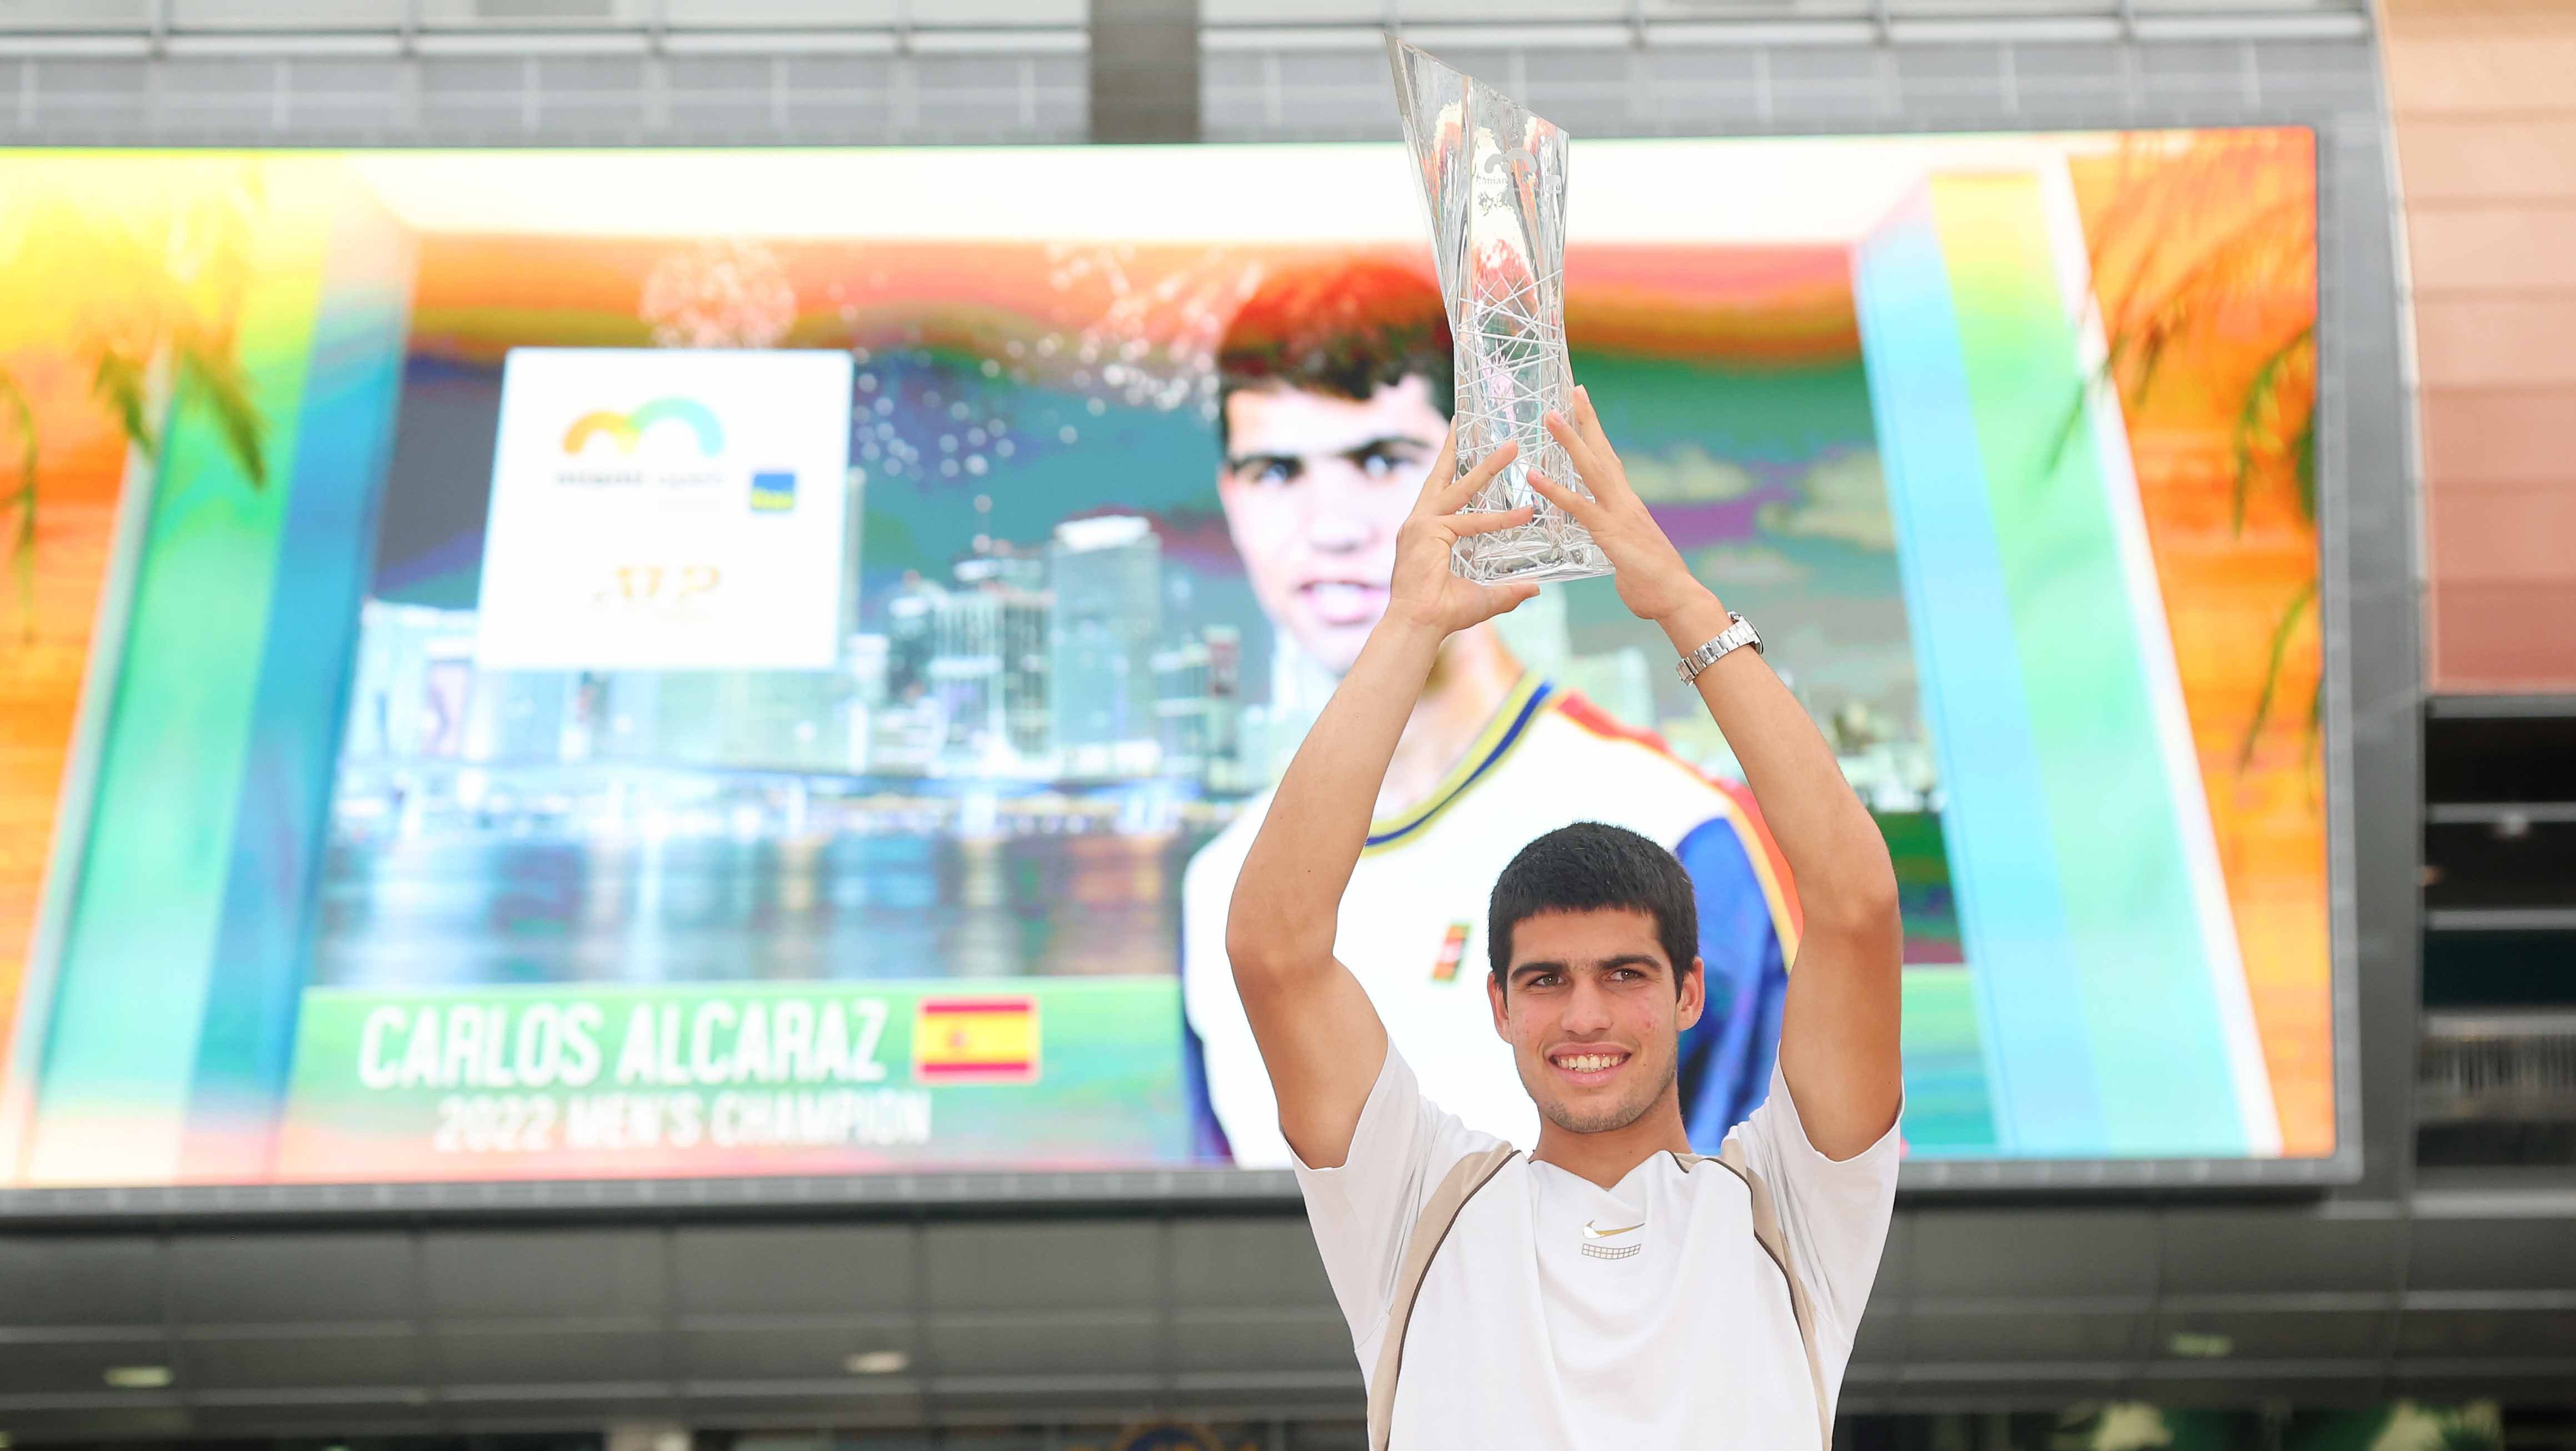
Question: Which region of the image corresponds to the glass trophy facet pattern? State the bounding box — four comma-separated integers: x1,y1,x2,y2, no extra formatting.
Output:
1388,37,1610,586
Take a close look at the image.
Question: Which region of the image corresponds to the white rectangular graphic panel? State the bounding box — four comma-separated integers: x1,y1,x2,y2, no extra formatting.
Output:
476,347,853,671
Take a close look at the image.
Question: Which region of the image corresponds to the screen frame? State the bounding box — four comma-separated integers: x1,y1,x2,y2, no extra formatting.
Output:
0,112,2375,1218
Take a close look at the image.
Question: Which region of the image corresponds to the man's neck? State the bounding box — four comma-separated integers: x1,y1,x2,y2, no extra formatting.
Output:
1372,624,1524,819
1529,1095,1693,1190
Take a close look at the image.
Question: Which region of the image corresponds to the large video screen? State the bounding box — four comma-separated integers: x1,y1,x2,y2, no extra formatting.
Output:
0,133,2332,1193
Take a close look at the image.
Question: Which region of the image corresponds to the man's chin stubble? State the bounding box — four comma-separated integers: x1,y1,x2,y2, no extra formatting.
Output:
1530,1062,1678,1137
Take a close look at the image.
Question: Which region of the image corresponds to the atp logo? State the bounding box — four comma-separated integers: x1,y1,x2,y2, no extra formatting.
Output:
561,396,726,456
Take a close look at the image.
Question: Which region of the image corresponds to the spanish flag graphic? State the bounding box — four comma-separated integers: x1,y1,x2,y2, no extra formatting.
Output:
912,997,1041,1085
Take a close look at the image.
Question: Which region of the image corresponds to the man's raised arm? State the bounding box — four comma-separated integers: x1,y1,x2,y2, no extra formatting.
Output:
1226,431,1536,1169
1531,389,1902,1160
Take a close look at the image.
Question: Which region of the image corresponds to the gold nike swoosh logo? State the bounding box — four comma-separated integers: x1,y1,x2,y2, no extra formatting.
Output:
1582,1219,1644,1239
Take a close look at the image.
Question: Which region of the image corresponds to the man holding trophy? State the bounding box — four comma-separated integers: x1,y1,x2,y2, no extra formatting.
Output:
1177,38,1810,1169
1212,42,1903,1447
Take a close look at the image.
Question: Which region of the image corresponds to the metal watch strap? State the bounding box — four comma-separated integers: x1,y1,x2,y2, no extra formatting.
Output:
1676,612,1761,684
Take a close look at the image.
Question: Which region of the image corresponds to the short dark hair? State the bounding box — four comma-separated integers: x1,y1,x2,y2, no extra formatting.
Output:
1215,257,1454,456
1488,822,1699,995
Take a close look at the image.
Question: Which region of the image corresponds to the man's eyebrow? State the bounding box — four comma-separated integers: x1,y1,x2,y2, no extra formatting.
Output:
1339,434,1436,459
1226,436,1432,473
1222,450,1304,476
1510,954,1662,980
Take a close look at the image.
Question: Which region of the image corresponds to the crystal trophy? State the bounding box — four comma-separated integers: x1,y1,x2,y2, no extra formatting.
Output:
1387,37,1609,586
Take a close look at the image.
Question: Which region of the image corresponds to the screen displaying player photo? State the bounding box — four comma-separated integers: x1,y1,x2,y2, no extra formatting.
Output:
0,132,2330,1190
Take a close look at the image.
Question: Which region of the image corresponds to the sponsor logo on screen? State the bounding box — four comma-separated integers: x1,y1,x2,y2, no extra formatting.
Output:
561,396,726,456
1432,920,1471,982
912,997,1041,1085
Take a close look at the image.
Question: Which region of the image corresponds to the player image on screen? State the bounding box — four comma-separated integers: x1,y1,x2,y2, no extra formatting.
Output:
1179,258,1803,1166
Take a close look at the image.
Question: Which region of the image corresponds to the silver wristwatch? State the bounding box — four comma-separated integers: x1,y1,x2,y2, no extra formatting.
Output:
1675,612,1761,684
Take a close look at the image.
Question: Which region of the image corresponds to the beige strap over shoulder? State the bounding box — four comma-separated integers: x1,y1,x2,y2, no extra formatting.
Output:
1682,1138,1831,1451
1365,1143,1519,1451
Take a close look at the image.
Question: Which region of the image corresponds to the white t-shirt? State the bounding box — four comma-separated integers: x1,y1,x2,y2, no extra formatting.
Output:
1294,1047,1899,1450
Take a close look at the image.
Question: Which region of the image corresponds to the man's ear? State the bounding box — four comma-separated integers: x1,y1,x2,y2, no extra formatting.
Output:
1489,971,1511,1043
1676,956,1707,1032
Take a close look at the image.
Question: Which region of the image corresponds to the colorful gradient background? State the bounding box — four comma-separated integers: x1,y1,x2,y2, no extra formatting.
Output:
0,133,2328,1189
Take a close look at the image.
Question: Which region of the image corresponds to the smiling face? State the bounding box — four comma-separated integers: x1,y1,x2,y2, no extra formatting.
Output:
1216,374,1447,675
1488,907,1704,1137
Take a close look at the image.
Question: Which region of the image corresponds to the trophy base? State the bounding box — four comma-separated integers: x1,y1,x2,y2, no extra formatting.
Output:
1451,517,1614,587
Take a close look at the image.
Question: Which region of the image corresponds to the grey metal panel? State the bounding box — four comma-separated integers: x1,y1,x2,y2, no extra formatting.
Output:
2005,42,2134,119
1167,1306,1351,1372
532,52,652,133
0,1334,170,1393
0,1234,163,1325
433,1324,669,1382
418,1227,668,1320
0,1404,194,1441
914,53,1048,133
153,54,273,133
781,53,897,92
2133,38,2251,105
1849,1299,1905,1362
777,55,900,137
19,56,150,132
2407,1210,2576,1290
1893,43,2014,122
178,1406,452,1441
2317,63,2424,1210
1764,42,1890,118
277,55,409,132
672,1222,918,1314
1882,1359,2130,1397
2154,1209,2403,1293
1263,46,1394,141
681,1385,933,1427
178,1328,426,1390
2395,1307,2576,1357
926,1310,1162,1374
1633,46,1767,129
1905,1307,2147,1362
417,54,531,135
663,53,773,126
925,1221,1161,1311
2251,37,2384,102
1167,1217,1332,1306
0,37,1081,145
1868,1212,1914,1305
2388,1358,2576,1395
678,1323,910,1379
2145,1305,2388,1359
168,1232,417,1324
1909,1210,2159,1297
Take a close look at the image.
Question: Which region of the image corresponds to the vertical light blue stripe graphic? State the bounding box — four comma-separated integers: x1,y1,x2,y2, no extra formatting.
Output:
1853,185,2102,1155
1940,174,2245,1157
184,187,417,1177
